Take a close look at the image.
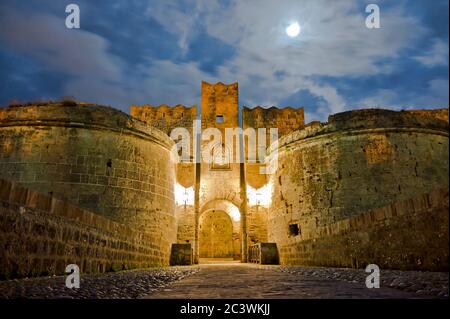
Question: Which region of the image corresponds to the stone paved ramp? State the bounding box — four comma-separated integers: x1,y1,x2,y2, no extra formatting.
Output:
143,263,421,299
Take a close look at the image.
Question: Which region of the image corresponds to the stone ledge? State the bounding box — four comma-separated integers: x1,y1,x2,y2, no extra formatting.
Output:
0,178,171,278
275,187,448,242
0,104,174,150
275,188,449,271
269,108,449,153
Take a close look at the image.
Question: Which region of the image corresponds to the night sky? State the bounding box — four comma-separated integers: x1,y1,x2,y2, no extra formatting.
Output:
0,0,448,122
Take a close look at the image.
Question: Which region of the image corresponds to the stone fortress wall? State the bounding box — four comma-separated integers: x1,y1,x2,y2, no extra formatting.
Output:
131,83,448,272
0,179,168,278
243,106,305,189
129,102,199,260
267,109,449,271
0,103,177,275
130,104,197,136
130,104,196,190
242,103,306,249
0,83,448,278
243,106,305,141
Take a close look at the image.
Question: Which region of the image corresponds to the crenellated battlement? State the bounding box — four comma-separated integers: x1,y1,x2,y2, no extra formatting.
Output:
243,106,305,137
201,81,239,129
130,103,197,135
201,81,239,90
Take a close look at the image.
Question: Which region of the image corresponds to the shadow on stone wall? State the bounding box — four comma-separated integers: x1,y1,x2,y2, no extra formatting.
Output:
0,179,170,280
276,188,449,271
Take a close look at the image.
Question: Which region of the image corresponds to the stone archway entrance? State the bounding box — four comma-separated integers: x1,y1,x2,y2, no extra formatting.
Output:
199,210,233,258
196,199,242,263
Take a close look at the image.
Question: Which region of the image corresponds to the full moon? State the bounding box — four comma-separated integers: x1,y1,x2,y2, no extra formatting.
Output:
286,22,301,37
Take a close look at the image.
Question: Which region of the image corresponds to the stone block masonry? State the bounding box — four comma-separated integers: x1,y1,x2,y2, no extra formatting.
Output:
0,103,177,239
130,104,197,136
0,179,170,279
267,109,449,271
273,188,449,271
0,103,178,277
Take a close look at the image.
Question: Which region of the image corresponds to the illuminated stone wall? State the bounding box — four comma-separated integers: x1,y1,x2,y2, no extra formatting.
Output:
0,179,169,279
176,205,195,244
199,82,242,208
247,205,268,245
1,83,447,272
273,188,449,271
267,109,449,270
243,106,305,144
130,104,196,193
130,104,197,136
0,103,177,266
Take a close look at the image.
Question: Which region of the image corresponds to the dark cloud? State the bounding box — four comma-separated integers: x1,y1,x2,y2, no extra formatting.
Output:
0,0,448,120
0,48,67,105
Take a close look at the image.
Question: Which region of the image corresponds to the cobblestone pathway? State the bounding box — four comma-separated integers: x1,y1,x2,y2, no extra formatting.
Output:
0,267,199,299
144,262,448,299
0,262,447,299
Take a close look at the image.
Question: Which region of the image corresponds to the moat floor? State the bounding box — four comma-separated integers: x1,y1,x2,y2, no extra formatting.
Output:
0,263,447,299
143,262,446,299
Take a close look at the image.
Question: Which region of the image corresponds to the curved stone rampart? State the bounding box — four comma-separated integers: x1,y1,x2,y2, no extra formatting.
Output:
0,103,177,264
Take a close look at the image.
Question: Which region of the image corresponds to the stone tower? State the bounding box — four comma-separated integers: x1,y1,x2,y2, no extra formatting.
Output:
196,81,247,262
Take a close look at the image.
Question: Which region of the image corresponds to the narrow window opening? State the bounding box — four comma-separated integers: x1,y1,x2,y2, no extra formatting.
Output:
289,223,300,236
216,115,224,123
